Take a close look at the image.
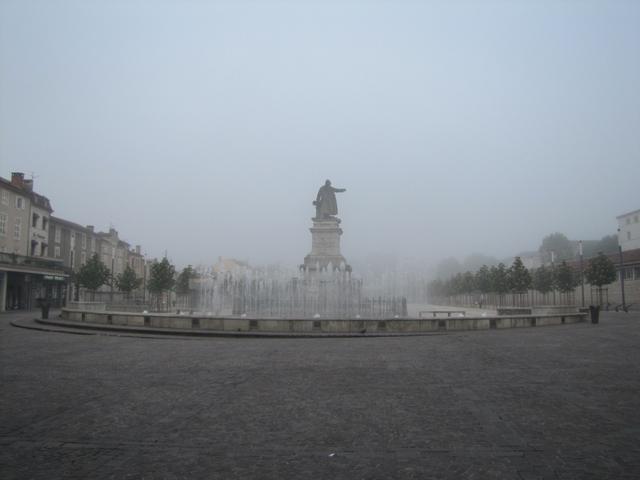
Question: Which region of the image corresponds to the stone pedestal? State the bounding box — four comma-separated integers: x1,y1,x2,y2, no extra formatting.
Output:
302,217,349,273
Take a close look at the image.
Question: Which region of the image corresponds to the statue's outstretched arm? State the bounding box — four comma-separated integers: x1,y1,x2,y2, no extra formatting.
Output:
333,188,346,193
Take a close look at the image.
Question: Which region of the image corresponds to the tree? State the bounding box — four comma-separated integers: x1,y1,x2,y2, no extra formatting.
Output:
554,261,577,294
508,257,531,293
115,264,142,299
76,253,111,300
585,252,617,305
539,232,574,263
427,278,445,302
475,265,492,294
490,263,509,304
148,257,175,311
175,265,196,295
461,271,476,294
583,235,619,257
532,265,554,302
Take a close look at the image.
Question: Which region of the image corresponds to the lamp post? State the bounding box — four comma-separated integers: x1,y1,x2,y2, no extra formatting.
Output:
579,240,585,307
617,228,626,311
551,250,556,305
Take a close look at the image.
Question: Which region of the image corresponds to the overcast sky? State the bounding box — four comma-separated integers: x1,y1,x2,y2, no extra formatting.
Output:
1,0,638,269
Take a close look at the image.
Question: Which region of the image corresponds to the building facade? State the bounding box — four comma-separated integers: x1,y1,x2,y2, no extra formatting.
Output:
0,173,31,256
617,209,640,252
0,173,69,311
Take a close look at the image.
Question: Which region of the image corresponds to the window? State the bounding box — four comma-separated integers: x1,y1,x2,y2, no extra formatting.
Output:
55,245,61,258
81,251,86,265
40,243,47,257
91,237,95,252
81,233,86,249
16,197,24,209
42,217,48,230
635,215,639,223
0,213,6,236
70,251,75,269
32,213,39,228
624,268,633,281
634,267,640,280
14,218,21,239
628,231,632,241
55,226,61,243
70,232,75,249
1,190,8,205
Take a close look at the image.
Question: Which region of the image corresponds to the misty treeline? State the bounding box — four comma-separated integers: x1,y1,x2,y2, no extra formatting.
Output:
434,232,618,280
73,254,197,311
428,253,617,307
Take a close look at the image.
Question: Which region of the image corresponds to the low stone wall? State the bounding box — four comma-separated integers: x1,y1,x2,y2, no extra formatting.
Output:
60,309,587,334
67,302,106,312
493,306,581,316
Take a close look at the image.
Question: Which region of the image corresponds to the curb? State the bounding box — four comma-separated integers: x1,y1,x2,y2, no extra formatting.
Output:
18,317,445,339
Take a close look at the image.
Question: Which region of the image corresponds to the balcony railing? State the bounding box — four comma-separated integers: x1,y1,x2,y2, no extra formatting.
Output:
0,252,71,273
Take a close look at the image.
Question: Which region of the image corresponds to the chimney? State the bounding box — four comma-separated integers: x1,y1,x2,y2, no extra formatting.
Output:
11,172,25,188
23,179,34,192
86,225,94,232
109,228,118,237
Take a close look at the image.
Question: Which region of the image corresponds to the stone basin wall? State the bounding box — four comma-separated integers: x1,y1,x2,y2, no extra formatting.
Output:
60,309,587,334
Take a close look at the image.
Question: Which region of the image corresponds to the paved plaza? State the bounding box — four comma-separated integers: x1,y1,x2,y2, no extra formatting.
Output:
1,311,640,479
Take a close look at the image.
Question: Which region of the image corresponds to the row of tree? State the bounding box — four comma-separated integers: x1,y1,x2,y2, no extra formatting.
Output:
428,253,617,305
73,254,196,310
434,232,619,281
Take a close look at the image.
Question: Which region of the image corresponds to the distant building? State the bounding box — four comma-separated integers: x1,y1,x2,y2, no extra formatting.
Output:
49,217,100,300
514,251,542,270
617,208,640,252
0,173,69,311
0,173,32,256
212,256,252,276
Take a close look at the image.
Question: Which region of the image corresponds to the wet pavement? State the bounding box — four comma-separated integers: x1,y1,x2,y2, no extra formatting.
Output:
2,310,639,479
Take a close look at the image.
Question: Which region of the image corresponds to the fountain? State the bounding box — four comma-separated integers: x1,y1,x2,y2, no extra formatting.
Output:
56,180,588,334
192,180,407,319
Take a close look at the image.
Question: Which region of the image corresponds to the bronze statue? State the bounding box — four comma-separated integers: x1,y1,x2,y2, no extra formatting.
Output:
313,179,346,220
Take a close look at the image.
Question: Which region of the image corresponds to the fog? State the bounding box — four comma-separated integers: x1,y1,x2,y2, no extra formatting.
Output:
1,0,638,271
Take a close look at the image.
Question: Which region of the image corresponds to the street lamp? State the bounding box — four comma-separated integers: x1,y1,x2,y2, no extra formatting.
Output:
551,250,556,305
579,240,585,308
617,228,626,311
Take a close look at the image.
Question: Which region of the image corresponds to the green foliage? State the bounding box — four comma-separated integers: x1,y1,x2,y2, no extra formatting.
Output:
175,265,196,295
148,257,175,294
76,253,111,292
490,263,509,294
585,252,617,288
461,271,476,294
539,232,574,262
554,261,577,293
532,265,554,294
508,257,531,293
115,264,142,295
475,265,492,294
582,235,619,257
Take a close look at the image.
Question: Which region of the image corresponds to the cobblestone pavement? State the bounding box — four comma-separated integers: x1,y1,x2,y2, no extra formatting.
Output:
2,311,639,479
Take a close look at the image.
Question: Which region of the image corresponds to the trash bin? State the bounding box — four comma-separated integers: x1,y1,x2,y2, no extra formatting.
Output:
589,305,600,324
40,303,50,320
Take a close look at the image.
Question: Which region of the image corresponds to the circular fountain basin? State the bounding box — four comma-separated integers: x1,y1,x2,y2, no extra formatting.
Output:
58,308,588,336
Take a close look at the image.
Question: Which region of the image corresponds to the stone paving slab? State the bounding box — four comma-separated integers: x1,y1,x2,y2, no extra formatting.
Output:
1,310,639,479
